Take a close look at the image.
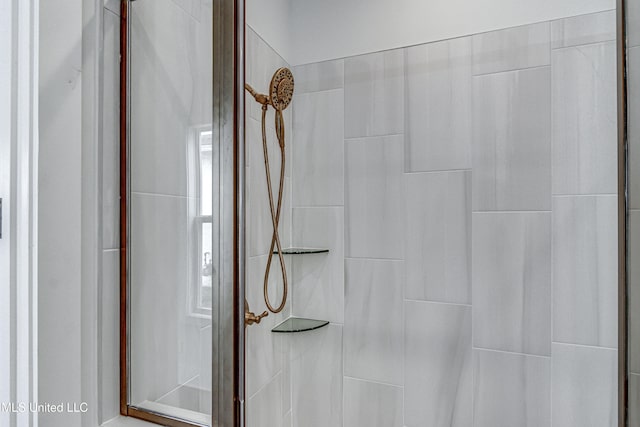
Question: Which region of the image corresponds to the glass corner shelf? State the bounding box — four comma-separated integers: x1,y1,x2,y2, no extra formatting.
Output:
274,247,329,255
272,317,329,333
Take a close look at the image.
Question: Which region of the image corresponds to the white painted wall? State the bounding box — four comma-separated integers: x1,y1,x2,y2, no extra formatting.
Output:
38,0,83,425
0,1,14,424
246,0,292,63
248,0,615,65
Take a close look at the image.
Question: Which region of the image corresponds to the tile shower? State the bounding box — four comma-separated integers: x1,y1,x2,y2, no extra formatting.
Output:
245,9,618,427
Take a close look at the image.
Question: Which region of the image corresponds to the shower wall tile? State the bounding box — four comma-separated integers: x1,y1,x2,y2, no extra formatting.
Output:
472,22,551,75
100,250,119,423
472,67,551,211
630,374,640,427
283,411,292,427
281,337,291,416
130,0,212,196
246,255,289,398
473,212,551,356
344,49,404,138
552,195,618,348
551,10,616,49
630,0,640,48
345,135,404,259
552,41,617,195
291,324,343,427
246,374,283,427
551,344,617,427
130,193,188,403
404,171,471,304
102,8,120,251
291,207,344,324
404,37,472,172
344,259,404,385
629,48,640,209
104,0,120,16
628,211,640,373
343,378,403,427
473,350,551,427
404,301,472,427
292,89,344,207
293,59,344,94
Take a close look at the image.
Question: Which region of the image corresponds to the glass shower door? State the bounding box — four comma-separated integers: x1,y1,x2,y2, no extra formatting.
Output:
121,0,240,425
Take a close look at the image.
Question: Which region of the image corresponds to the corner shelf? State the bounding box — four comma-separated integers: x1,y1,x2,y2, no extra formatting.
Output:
274,247,329,255
272,317,329,333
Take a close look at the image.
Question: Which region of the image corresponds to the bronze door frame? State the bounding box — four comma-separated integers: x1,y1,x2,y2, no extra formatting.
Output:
118,0,245,425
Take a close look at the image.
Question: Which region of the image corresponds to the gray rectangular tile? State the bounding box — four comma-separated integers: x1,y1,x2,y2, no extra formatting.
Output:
404,171,471,304
629,48,640,209
345,135,404,259
291,324,343,427
345,49,404,138
100,250,120,423
552,195,618,348
630,373,640,427
102,8,120,250
129,193,188,403
104,0,120,16
130,0,212,196
245,255,288,398
246,374,283,427
630,0,640,48
291,207,344,324
629,211,640,373
473,349,551,427
551,11,616,49
344,259,403,385
472,22,550,75
405,301,472,427
551,344,617,427
473,212,551,356
293,59,344,94
472,67,551,211
552,41,617,195
343,378,403,427
292,89,344,207
405,37,472,171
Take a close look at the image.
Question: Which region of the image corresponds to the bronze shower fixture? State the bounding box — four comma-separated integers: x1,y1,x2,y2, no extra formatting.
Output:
244,68,294,326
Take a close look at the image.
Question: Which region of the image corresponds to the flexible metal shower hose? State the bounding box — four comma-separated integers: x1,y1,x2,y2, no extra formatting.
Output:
261,104,288,313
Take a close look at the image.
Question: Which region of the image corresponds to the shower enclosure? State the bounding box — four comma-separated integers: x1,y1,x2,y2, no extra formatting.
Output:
116,0,639,426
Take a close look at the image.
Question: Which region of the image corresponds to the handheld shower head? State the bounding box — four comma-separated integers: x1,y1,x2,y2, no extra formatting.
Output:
269,67,294,111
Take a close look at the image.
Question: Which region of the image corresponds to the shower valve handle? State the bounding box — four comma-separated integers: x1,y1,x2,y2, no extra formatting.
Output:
245,309,269,326
245,300,269,326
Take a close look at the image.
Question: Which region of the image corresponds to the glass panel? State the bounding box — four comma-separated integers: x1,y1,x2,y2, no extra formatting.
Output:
628,1,640,423
128,0,213,424
244,2,620,426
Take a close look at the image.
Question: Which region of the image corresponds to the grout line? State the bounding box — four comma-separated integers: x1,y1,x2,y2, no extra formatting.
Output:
472,64,551,78
472,210,552,214
344,133,405,141
552,193,618,197
551,341,618,352
343,375,403,389
403,298,471,308
552,38,617,52
130,191,190,200
404,169,472,175
344,257,404,262
473,346,551,360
